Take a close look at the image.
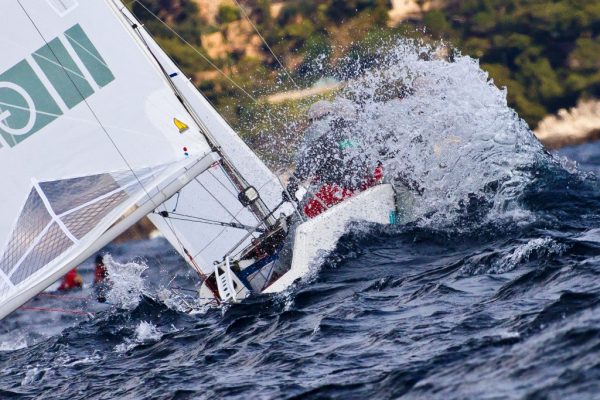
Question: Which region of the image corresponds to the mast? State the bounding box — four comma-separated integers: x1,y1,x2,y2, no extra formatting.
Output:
115,2,278,228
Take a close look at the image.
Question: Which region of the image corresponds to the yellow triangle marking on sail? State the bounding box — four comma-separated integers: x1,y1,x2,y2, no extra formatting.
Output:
174,118,189,133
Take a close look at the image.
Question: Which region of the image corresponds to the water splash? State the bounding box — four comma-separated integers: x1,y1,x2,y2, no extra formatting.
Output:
497,238,566,272
134,321,162,341
0,331,28,352
103,255,148,310
289,39,550,229
115,321,162,353
157,287,210,314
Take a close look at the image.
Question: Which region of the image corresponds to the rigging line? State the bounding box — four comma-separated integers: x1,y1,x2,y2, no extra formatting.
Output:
157,213,260,232
193,177,246,225
213,162,278,222
119,6,275,228
132,26,285,207
193,205,250,259
16,1,160,211
189,175,279,261
207,164,274,223
113,2,216,281
32,51,88,81
161,210,256,229
26,0,211,294
232,0,299,89
171,191,181,212
36,293,91,301
208,167,238,199
129,0,258,103
150,183,215,285
154,200,206,278
114,5,217,270
22,1,209,293
182,247,218,301
113,1,222,281
206,170,280,229
229,200,286,259
118,2,258,159
123,1,299,224
213,161,278,225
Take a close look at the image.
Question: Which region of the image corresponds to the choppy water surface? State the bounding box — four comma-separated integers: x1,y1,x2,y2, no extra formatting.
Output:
3,42,600,399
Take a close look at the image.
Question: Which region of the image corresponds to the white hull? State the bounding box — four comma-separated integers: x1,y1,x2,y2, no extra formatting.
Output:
264,183,397,293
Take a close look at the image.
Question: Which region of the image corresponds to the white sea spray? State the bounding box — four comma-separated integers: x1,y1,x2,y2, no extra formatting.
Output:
352,43,544,226
494,238,566,273
459,237,567,276
103,255,148,310
135,320,162,341
0,331,28,352
115,321,162,353
264,39,550,230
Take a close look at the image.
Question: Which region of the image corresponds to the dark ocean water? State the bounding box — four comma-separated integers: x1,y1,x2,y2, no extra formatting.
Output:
2,141,600,399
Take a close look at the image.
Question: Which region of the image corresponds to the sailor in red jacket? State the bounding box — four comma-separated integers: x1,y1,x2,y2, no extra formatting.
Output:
58,268,83,291
93,255,110,303
94,255,108,285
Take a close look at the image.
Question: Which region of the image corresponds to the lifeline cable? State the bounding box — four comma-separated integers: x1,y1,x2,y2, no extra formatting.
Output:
36,293,91,302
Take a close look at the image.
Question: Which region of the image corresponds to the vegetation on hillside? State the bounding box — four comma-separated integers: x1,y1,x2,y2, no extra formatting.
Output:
428,0,600,127
131,0,600,133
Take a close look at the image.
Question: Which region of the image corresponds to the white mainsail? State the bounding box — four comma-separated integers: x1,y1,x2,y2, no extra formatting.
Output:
0,0,220,319
117,5,293,273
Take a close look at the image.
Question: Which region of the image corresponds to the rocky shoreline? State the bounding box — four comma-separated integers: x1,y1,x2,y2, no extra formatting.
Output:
534,100,600,150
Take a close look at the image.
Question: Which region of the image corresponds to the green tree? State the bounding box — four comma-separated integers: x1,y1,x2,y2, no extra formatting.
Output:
569,37,600,72
218,5,240,24
423,10,450,38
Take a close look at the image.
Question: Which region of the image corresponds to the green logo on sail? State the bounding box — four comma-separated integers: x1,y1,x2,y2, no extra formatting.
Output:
0,24,114,147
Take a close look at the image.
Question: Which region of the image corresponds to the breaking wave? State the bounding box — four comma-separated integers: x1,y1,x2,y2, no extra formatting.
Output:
103,255,149,310
273,39,560,230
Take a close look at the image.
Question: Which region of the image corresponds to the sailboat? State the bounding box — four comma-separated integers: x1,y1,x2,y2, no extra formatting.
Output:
0,0,398,319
